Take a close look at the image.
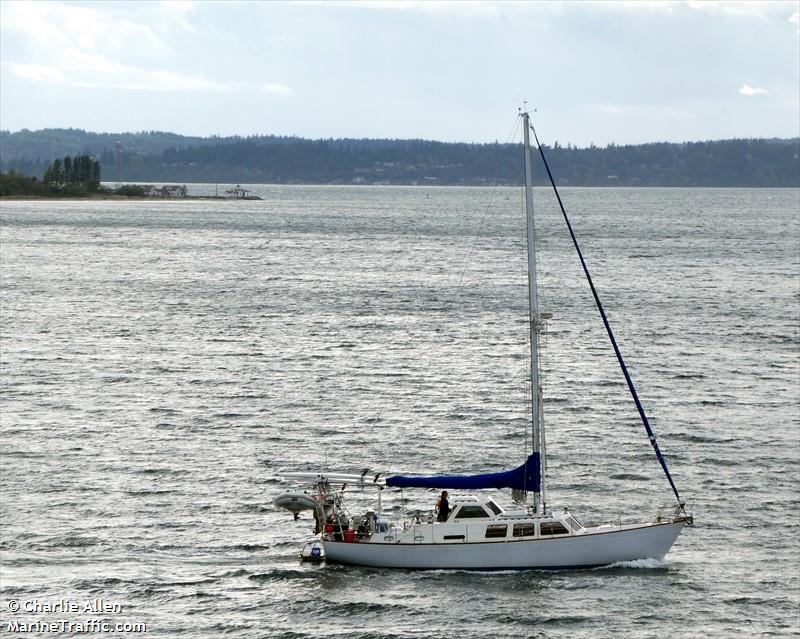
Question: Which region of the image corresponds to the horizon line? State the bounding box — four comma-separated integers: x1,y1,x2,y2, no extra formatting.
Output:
2,127,799,151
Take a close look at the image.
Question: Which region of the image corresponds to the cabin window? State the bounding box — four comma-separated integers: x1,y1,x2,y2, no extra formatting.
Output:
512,523,536,538
485,524,508,539
565,516,583,531
485,501,503,516
454,506,490,519
540,522,569,536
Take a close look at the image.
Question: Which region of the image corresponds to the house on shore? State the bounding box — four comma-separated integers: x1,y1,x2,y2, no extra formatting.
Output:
146,184,187,198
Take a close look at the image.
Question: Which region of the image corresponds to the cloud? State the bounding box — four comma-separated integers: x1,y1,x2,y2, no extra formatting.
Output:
258,83,295,96
307,0,784,19
6,63,65,84
685,1,783,20
5,51,290,95
299,1,486,12
296,0,558,18
590,1,675,13
0,1,167,53
5,57,238,93
0,1,285,95
790,11,800,33
739,84,769,96
158,0,200,34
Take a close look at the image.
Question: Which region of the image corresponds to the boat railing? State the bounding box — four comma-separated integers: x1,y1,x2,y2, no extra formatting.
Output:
406,509,435,527
654,500,695,524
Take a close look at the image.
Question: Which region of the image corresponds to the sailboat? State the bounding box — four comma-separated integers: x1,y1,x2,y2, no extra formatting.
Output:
275,111,692,570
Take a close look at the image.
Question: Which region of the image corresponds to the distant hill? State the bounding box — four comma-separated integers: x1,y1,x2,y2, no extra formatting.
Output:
1,128,798,187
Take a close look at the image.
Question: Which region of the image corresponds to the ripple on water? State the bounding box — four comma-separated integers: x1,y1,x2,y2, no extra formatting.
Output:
1,188,798,638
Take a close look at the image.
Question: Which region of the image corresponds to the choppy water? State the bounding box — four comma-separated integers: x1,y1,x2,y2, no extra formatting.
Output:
1,186,798,638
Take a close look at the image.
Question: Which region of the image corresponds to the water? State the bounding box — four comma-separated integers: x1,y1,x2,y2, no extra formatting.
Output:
1,186,798,638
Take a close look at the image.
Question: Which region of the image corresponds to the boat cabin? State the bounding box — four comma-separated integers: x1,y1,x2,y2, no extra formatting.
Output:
448,496,504,520
335,494,586,546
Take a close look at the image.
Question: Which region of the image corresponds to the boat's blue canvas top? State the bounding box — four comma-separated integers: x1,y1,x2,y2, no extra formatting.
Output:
386,453,540,492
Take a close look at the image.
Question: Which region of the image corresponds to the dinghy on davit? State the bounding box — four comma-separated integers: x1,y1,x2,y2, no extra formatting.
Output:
274,111,693,569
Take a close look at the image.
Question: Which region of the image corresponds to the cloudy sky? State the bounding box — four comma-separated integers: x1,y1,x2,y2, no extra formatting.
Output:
1,0,798,146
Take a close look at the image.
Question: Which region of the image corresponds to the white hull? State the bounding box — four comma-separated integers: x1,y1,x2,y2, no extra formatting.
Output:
323,520,685,570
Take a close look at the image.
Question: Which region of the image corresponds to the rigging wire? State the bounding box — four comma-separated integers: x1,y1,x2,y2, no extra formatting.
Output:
454,116,522,289
528,121,684,507
363,115,524,448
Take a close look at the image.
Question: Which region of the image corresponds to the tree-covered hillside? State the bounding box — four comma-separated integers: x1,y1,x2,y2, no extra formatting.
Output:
1,128,797,187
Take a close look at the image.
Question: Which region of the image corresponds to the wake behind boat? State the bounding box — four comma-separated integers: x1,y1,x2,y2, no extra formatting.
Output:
275,111,693,570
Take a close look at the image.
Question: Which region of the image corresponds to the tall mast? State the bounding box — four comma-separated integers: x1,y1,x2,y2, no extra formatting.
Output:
521,111,546,514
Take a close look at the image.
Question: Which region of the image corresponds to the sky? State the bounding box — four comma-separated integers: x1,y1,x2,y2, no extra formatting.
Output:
0,0,798,146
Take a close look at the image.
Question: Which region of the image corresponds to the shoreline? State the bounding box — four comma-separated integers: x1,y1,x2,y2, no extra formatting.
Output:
0,194,262,201
1,185,794,201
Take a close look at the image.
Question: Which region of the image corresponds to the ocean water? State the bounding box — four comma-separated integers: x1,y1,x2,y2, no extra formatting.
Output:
1,186,798,638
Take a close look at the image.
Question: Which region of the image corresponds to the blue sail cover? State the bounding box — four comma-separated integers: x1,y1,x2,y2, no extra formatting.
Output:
386,453,540,492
